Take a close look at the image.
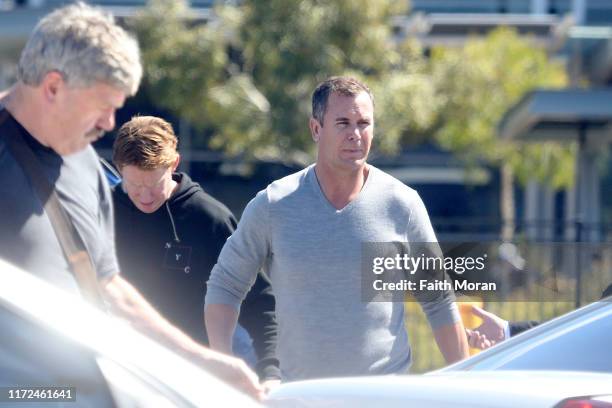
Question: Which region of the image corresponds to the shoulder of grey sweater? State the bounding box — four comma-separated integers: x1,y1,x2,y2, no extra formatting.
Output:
266,166,312,203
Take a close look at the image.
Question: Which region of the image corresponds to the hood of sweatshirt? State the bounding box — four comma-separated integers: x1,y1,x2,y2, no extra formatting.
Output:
167,172,202,206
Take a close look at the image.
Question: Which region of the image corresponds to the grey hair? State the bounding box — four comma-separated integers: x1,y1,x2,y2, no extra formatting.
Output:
18,2,142,95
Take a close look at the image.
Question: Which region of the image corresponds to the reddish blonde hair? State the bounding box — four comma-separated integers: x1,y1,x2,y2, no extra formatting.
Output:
113,116,179,170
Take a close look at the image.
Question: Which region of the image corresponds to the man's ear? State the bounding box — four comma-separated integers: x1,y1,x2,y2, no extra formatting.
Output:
172,154,181,172
40,71,65,102
309,117,321,143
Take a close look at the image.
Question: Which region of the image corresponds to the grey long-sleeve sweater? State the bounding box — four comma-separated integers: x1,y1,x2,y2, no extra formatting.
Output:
205,164,459,381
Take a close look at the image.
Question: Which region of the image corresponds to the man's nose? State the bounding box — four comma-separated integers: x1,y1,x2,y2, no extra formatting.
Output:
347,125,362,141
98,110,116,132
139,187,153,201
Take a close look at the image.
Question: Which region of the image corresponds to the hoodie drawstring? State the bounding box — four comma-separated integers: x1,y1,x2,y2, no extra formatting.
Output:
165,201,180,243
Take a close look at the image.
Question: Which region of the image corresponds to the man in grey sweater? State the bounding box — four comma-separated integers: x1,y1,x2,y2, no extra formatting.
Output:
205,76,469,382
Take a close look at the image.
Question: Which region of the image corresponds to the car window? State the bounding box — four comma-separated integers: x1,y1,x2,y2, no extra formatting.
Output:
0,261,260,408
464,304,612,372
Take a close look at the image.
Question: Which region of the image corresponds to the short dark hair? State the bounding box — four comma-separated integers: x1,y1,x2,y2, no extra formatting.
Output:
311,76,373,126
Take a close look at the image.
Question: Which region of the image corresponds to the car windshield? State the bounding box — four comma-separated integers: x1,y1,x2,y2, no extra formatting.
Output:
0,260,259,408
443,301,612,373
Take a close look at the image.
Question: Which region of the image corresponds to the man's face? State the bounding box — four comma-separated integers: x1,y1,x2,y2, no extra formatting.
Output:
120,165,177,213
50,80,126,155
311,91,374,173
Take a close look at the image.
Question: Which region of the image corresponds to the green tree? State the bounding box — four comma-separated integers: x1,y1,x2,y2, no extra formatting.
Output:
428,28,572,239
211,0,414,159
133,0,442,161
133,4,574,239
131,0,228,130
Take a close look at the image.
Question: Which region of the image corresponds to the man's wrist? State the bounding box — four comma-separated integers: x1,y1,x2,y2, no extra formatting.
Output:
257,361,281,381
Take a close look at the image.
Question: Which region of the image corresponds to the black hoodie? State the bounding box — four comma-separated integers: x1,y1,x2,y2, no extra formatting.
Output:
113,172,279,379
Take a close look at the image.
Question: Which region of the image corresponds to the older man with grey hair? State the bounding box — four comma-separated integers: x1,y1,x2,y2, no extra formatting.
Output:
0,2,263,400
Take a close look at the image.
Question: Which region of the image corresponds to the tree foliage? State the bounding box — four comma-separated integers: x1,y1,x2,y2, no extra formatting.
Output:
430,28,573,188
131,0,228,130
133,2,574,188
134,0,440,160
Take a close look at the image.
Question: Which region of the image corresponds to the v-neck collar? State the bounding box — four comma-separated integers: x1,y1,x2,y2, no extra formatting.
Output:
309,164,375,214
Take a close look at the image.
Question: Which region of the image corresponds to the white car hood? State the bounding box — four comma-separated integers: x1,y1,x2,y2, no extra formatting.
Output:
266,371,612,408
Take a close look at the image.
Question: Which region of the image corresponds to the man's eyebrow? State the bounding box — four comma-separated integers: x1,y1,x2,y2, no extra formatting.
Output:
334,117,349,122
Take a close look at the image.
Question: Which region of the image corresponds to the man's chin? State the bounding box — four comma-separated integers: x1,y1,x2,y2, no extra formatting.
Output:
56,144,90,156
340,158,367,170
86,130,105,141
136,203,160,213
83,133,105,148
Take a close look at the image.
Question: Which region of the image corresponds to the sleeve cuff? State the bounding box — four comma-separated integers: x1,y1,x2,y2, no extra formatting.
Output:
425,301,461,330
257,359,281,381
204,286,242,312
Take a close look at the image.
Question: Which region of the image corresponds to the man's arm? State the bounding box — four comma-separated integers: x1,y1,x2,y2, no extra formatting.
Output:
469,305,507,345
433,322,469,364
406,192,468,363
209,203,279,380
509,320,540,336
102,275,263,399
467,284,612,349
205,191,272,360
238,270,279,380
466,305,539,350
205,303,240,354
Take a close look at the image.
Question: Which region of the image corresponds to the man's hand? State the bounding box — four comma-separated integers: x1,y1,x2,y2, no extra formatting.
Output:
465,328,493,350
199,349,265,400
102,275,264,400
262,379,281,394
467,305,508,350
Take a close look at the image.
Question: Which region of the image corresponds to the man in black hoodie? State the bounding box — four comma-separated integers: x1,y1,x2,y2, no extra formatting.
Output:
112,116,279,382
